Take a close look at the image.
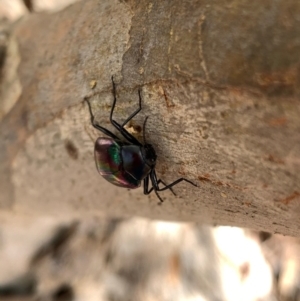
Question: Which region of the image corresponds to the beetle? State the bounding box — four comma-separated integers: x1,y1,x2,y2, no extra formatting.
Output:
85,77,197,203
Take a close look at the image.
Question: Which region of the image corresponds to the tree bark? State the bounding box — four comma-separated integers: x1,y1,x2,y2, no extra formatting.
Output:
0,0,300,236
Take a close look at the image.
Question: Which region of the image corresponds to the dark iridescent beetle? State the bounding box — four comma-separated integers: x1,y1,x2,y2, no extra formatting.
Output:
85,77,197,203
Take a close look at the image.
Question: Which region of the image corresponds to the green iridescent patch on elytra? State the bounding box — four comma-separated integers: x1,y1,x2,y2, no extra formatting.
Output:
94,137,124,175
108,144,122,166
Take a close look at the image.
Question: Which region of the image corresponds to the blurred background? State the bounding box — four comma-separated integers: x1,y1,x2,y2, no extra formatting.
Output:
0,1,300,301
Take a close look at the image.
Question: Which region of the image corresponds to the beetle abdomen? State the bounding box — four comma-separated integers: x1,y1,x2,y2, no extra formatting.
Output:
94,137,140,189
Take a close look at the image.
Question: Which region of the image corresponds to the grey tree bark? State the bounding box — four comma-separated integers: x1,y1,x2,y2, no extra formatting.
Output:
0,0,300,236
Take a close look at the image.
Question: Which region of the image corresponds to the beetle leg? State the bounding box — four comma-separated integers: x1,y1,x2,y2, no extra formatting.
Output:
143,175,150,194
151,170,176,195
155,177,198,192
146,170,177,205
111,119,141,145
144,177,175,196
142,116,149,144
143,175,163,204
110,76,142,127
85,98,120,140
110,76,117,121
158,179,176,195
150,172,164,204
154,190,164,205
110,76,142,145
121,89,142,127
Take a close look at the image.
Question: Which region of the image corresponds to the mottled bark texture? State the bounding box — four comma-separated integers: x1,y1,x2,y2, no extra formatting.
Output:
0,0,300,236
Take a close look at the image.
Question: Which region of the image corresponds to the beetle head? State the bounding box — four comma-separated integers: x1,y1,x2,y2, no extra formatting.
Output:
142,144,157,167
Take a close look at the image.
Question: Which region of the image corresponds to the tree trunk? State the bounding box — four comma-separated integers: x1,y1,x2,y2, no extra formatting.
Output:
0,0,300,236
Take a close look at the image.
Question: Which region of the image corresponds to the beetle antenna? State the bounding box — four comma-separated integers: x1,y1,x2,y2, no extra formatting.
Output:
143,116,149,144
